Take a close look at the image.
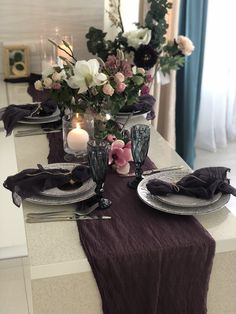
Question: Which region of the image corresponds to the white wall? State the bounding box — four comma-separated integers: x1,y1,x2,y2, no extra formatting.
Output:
0,0,104,74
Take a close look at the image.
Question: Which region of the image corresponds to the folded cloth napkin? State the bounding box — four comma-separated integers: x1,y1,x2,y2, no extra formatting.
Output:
147,167,236,199
1,99,57,135
119,95,156,120
3,164,90,207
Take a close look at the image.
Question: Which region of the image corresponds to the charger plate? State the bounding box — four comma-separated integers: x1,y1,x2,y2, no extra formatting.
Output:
39,163,95,198
137,171,230,215
18,115,61,125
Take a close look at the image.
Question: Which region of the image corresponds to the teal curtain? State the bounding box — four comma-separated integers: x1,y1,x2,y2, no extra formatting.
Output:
176,0,208,168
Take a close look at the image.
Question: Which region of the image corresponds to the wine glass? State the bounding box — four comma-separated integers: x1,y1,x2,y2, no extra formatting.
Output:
87,140,112,209
128,124,150,189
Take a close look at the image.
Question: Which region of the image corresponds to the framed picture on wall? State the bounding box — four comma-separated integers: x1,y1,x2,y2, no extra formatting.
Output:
3,45,30,79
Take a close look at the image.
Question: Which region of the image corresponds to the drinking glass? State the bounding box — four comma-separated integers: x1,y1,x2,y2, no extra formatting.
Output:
87,140,112,209
128,124,150,189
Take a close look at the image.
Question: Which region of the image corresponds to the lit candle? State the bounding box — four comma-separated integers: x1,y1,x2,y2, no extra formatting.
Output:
67,123,89,153
57,43,73,64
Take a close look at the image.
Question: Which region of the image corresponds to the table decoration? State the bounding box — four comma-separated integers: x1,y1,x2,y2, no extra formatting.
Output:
108,139,133,174
45,127,215,314
34,43,154,140
87,140,112,209
128,124,150,188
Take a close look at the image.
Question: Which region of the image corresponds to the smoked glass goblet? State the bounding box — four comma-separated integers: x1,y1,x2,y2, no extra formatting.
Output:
128,124,150,189
87,140,112,209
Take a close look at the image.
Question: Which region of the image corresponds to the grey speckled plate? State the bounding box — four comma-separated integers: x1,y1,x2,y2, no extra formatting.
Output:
39,163,95,198
25,187,95,206
137,171,230,215
148,170,222,208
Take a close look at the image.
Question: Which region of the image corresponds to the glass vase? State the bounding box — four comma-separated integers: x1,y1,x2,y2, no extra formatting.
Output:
62,112,94,162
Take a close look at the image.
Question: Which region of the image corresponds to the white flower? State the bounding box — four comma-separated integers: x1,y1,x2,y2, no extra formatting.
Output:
34,80,43,91
43,77,53,89
176,36,195,56
123,28,152,49
67,59,107,92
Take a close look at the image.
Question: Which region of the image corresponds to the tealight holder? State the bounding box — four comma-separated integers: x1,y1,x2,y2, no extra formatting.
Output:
62,112,94,162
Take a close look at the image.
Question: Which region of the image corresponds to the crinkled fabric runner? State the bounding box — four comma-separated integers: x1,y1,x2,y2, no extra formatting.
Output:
47,132,215,314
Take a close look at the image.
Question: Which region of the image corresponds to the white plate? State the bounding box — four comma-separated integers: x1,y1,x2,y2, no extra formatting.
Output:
39,163,95,198
25,187,95,206
24,107,60,120
149,170,222,208
137,172,231,215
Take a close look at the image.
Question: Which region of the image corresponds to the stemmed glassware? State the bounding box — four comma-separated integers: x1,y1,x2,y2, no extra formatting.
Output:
87,140,112,209
128,124,150,189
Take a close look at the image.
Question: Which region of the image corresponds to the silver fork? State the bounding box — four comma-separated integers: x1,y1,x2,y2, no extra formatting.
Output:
26,202,99,219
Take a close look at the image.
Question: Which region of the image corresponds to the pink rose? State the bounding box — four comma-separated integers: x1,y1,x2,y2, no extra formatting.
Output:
103,84,114,96
116,82,127,93
146,74,153,83
141,85,150,95
114,72,125,83
52,82,61,90
106,134,117,143
52,72,61,81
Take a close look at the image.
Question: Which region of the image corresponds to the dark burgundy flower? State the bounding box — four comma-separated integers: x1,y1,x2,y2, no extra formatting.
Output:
134,45,158,70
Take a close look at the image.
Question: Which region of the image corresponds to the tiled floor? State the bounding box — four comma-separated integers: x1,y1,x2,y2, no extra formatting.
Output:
194,142,236,216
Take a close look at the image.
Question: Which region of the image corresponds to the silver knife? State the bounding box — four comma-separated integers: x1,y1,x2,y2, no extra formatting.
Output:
26,215,112,223
121,165,184,177
15,129,61,137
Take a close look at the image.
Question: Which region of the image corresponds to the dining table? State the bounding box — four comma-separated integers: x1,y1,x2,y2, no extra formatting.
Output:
0,80,236,314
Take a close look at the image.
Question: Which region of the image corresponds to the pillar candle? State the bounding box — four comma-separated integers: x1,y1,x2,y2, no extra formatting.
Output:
67,124,89,152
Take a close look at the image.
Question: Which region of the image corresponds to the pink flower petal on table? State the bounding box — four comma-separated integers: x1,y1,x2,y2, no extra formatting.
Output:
110,147,127,167
116,163,130,175
123,148,133,162
124,141,131,149
111,139,125,149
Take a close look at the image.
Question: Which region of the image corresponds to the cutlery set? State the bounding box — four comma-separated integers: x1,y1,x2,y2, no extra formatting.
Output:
15,127,62,137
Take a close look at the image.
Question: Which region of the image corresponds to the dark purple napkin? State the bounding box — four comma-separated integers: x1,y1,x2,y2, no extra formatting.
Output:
119,94,156,120
147,167,236,199
1,99,57,135
3,164,90,207
46,132,215,314
4,73,42,84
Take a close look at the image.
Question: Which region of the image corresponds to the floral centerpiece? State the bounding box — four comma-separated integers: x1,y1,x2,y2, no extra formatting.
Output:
86,0,194,73
34,47,152,139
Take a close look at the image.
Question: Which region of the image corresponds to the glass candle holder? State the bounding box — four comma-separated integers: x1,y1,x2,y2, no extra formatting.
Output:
63,112,94,162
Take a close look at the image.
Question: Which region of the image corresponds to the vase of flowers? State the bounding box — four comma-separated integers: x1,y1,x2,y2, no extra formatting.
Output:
85,0,194,74
34,49,153,142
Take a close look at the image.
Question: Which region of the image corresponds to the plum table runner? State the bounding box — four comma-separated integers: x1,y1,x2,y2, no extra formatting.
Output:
47,133,215,314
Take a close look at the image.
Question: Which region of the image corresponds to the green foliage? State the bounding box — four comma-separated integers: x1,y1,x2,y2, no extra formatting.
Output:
85,0,187,74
